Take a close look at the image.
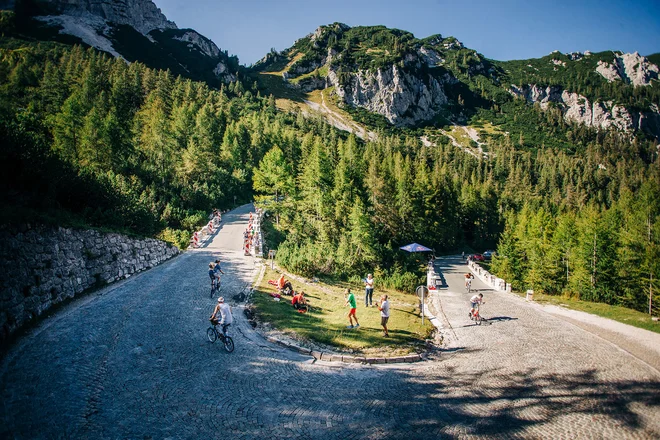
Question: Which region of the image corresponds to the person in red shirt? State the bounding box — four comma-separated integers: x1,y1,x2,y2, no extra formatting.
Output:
277,274,293,295
292,291,307,310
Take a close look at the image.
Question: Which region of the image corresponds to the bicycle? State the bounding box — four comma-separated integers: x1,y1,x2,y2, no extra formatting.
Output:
465,279,472,293
210,277,221,297
469,304,484,325
207,321,234,352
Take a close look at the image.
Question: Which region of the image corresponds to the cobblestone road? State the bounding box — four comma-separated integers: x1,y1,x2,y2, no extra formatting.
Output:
1,205,659,439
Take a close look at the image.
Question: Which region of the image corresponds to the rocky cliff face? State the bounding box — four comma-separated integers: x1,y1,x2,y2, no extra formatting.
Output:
510,84,660,136
280,31,457,126
596,52,659,87
327,64,449,126
34,0,176,35
173,30,219,58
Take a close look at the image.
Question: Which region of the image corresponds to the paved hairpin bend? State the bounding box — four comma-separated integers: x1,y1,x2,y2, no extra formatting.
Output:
1,205,659,439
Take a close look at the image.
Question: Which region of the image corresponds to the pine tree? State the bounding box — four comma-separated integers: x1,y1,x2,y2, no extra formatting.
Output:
253,145,294,226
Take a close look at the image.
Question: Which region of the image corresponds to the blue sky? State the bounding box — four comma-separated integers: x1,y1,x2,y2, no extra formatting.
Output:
154,0,660,66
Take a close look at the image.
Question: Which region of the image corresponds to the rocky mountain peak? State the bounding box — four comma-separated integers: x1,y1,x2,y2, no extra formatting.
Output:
11,0,238,83
33,0,176,35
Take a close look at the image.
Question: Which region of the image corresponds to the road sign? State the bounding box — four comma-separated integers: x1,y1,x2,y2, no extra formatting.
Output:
416,285,429,325
268,249,276,269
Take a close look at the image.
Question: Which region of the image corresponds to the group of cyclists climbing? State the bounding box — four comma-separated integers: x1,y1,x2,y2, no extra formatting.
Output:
207,258,233,346
465,272,485,323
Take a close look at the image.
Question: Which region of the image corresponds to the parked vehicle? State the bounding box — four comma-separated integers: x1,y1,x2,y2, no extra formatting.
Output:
471,254,485,262
482,250,496,260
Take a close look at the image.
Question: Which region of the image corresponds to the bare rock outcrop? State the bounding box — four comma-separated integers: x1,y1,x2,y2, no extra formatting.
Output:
34,0,176,35
596,52,659,86
419,46,444,67
27,0,236,82
173,30,220,58
510,84,660,136
328,64,449,126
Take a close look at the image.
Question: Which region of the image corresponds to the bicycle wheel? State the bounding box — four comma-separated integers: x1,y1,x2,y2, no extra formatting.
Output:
207,327,218,343
223,336,234,353
475,315,482,325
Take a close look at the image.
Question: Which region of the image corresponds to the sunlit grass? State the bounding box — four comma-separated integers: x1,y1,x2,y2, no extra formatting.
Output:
289,64,329,84
252,267,433,355
449,126,473,148
260,51,304,75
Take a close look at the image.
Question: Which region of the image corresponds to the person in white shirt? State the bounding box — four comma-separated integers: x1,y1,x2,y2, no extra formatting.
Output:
376,295,390,337
210,296,233,337
364,273,374,307
469,293,484,316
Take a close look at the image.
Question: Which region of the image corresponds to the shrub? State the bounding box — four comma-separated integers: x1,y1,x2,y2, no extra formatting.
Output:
181,211,207,231
158,228,191,249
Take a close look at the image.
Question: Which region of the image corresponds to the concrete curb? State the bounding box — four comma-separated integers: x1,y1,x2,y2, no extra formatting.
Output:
264,333,423,364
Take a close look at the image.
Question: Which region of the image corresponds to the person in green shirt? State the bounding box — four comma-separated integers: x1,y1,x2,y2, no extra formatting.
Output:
344,288,360,329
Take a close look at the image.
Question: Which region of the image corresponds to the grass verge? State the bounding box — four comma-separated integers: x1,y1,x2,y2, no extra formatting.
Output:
511,290,660,334
474,261,660,334
252,266,433,356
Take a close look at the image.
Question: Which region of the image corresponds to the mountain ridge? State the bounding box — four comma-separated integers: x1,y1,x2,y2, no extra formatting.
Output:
2,0,239,84
251,22,660,138
2,3,659,138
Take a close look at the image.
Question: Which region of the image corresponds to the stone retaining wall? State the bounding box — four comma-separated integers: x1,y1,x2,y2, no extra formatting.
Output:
0,224,180,343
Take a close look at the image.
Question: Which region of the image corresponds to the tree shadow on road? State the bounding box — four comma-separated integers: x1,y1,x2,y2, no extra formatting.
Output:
231,357,660,438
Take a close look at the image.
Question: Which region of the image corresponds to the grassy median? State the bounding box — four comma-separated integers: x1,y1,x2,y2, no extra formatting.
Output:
252,267,434,356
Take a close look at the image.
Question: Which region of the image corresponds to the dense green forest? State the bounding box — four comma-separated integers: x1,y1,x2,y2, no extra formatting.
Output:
1,31,659,313
0,39,278,245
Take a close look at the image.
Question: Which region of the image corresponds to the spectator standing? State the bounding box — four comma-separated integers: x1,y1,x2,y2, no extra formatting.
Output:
344,288,360,329
364,274,374,307
376,295,390,337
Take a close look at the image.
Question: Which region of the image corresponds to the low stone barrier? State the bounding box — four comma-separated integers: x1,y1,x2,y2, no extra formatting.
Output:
468,261,511,292
0,224,180,343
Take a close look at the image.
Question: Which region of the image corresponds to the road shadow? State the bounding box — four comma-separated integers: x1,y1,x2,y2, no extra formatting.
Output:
433,274,448,288
486,316,518,324
213,355,660,438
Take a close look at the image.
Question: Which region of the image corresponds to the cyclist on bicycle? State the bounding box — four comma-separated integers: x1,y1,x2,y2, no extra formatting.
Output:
213,259,225,284
469,293,484,316
464,273,474,290
208,262,217,286
210,296,233,337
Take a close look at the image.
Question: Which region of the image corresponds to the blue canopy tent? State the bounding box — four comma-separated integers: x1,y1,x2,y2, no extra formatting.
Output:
399,243,434,325
399,243,433,253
